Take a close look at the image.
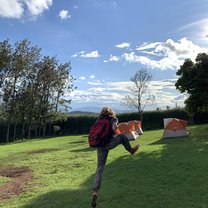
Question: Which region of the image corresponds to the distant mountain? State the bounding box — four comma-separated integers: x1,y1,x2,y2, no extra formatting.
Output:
70,106,103,113
68,111,98,116
69,106,132,114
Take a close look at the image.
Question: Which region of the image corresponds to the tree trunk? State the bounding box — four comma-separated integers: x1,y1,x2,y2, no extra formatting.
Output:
35,126,38,138
13,122,17,141
43,123,46,137
138,110,143,122
38,126,42,138
49,123,52,136
27,124,31,139
22,122,25,139
55,92,60,112
138,102,142,122
6,121,11,143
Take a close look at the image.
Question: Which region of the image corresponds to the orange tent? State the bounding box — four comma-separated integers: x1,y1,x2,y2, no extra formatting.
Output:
127,120,143,136
162,118,189,139
115,120,143,141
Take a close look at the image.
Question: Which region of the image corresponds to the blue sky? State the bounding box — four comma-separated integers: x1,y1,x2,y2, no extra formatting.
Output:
1,0,208,112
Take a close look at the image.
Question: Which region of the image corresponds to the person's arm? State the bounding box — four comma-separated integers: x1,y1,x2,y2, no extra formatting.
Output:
112,118,118,133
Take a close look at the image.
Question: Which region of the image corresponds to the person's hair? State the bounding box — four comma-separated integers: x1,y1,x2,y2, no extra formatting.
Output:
99,107,116,119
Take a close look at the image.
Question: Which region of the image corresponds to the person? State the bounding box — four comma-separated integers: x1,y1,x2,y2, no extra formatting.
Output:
91,107,139,208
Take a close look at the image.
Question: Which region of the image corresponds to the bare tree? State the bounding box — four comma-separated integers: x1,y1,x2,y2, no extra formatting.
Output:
124,68,155,121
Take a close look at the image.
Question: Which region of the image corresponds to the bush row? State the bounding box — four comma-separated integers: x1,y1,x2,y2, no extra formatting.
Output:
1,109,208,143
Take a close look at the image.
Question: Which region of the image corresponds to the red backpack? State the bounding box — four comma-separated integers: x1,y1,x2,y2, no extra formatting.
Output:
88,118,112,147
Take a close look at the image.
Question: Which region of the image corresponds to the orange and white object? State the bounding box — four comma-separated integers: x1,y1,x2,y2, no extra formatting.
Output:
127,120,143,135
115,120,142,141
162,118,189,139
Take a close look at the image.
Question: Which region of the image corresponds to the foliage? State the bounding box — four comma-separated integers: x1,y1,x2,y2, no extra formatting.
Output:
117,109,189,130
0,124,208,208
192,111,208,124
175,53,208,114
0,39,75,142
1,108,207,143
52,109,189,136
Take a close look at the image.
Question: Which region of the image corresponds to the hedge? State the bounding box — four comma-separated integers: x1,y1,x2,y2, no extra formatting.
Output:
1,109,208,143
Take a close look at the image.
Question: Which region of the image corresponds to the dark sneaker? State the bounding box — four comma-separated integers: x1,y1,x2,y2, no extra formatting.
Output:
130,144,139,155
91,194,97,208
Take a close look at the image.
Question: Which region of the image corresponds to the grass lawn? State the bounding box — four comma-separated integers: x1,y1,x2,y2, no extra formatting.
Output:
0,124,208,208
0,176,10,186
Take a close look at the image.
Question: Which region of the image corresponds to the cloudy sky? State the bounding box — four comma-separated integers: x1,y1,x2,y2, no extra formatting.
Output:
0,0,208,112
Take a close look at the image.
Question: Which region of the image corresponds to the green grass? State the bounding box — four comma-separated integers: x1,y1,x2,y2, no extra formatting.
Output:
0,124,208,208
0,176,10,186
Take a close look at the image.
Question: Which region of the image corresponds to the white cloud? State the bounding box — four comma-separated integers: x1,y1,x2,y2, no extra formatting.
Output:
0,0,23,18
163,38,198,56
109,55,120,61
89,75,95,79
25,0,52,16
0,0,53,19
73,50,100,58
148,79,188,108
104,54,120,63
59,9,71,20
71,87,123,106
123,38,208,70
136,42,162,51
71,54,78,58
88,81,103,86
177,18,208,48
79,76,86,80
69,79,187,110
81,50,100,58
116,42,130,48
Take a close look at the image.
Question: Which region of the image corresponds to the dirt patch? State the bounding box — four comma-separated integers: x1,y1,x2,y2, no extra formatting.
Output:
0,166,32,202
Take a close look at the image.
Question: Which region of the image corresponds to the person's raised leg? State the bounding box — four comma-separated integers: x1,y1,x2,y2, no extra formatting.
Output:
105,134,139,154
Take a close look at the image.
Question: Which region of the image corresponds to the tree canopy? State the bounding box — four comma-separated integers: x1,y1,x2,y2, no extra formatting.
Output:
175,53,208,114
0,39,75,142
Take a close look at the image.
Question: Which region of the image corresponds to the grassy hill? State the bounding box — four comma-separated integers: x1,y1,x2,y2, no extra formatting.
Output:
0,124,208,208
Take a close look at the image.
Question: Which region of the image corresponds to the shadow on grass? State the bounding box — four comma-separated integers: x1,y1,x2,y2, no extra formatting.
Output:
69,140,86,144
21,189,92,208
150,136,189,145
70,146,95,152
21,125,208,208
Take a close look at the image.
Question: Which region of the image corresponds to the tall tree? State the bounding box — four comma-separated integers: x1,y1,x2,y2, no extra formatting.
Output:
0,40,12,88
124,68,154,121
34,56,56,137
175,53,208,114
0,39,75,141
0,40,12,142
55,62,75,111
46,62,75,136
12,40,41,140
1,39,41,142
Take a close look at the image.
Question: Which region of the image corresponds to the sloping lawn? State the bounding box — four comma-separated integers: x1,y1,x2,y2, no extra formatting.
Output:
0,124,208,208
